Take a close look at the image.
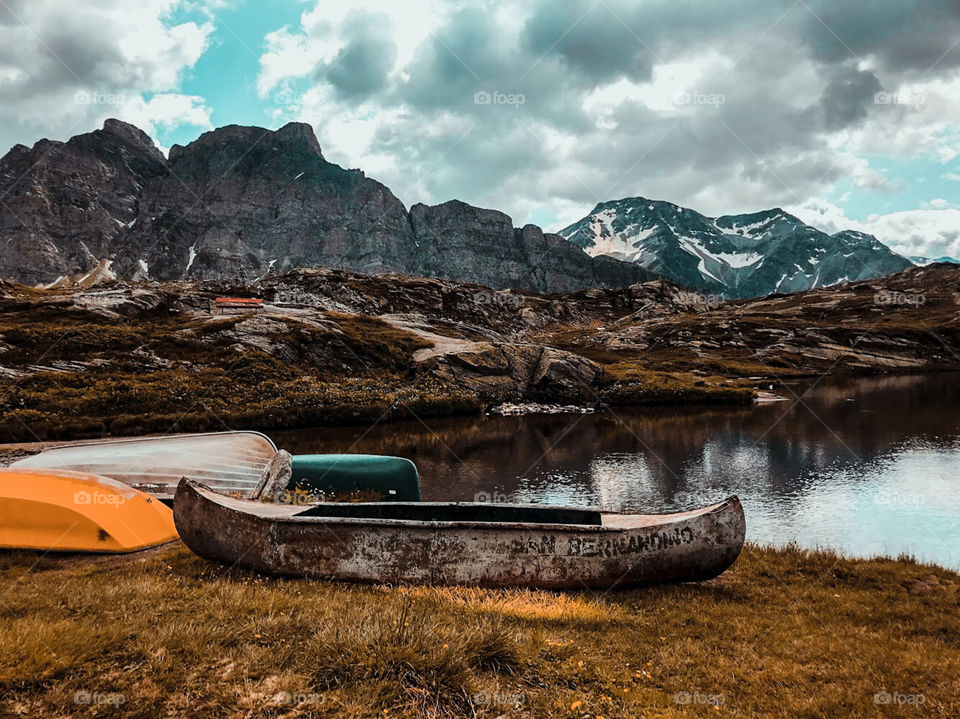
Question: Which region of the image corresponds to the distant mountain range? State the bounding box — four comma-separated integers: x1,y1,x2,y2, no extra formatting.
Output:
910,255,960,266
0,120,650,292
559,198,914,298
0,119,921,297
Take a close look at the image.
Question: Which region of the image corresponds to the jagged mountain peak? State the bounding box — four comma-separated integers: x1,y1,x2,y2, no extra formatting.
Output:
168,121,325,164
0,119,651,292
99,118,161,151
560,198,913,298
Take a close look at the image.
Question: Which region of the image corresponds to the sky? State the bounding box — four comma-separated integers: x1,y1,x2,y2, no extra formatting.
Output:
1,0,958,259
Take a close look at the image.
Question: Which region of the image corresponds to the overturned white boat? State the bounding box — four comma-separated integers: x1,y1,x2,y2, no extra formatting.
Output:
12,431,277,500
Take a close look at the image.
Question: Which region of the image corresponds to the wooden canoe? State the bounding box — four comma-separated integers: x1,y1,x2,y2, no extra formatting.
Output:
12,432,277,500
0,468,177,553
174,479,745,589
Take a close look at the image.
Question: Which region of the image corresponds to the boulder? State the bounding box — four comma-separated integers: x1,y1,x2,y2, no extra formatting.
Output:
423,341,600,402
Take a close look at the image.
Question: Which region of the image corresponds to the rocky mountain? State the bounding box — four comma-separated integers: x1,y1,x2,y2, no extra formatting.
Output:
559,198,914,298
0,119,167,286
0,120,653,293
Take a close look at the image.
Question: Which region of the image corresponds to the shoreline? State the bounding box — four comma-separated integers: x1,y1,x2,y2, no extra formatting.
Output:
2,366,955,449
3,366,956,449
3,265,959,445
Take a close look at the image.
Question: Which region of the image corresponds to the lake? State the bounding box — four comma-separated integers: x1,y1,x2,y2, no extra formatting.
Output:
275,373,960,568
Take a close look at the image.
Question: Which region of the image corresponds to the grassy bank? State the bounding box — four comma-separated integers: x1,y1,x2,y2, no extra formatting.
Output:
1,544,956,718
0,300,753,443
0,306,481,443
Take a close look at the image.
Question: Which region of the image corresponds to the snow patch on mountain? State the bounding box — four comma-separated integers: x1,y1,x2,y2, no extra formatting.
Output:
560,197,914,298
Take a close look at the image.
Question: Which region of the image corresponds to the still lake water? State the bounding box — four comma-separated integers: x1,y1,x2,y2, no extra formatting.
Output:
275,373,960,569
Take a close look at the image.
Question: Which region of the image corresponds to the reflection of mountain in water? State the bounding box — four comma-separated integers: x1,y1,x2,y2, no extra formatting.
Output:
276,373,960,510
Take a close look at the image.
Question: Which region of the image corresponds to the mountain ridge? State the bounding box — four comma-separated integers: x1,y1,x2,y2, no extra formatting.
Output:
0,119,654,293
559,196,914,298
0,119,917,297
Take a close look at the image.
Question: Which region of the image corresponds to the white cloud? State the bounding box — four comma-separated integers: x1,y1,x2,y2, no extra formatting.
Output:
0,0,213,149
791,197,960,260
257,0,446,97
114,93,212,137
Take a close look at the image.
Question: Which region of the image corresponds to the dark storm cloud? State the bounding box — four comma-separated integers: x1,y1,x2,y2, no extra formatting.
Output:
395,5,597,136
799,0,960,74
42,26,127,84
520,0,655,83
818,64,883,130
400,6,506,109
321,12,397,99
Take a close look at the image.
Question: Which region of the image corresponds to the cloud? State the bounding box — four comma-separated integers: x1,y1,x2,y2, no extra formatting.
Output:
818,64,882,130
321,11,397,99
252,0,960,248
790,197,960,260
0,0,213,149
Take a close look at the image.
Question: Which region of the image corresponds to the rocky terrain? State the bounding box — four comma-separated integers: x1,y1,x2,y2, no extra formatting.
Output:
560,197,914,297
1,263,958,443
0,120,653,293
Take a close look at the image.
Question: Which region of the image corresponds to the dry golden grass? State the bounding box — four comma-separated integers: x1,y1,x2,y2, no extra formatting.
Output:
0,544,957,718
598,364,755,405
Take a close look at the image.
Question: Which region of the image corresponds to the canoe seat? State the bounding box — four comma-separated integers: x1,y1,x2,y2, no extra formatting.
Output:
295,502,603,526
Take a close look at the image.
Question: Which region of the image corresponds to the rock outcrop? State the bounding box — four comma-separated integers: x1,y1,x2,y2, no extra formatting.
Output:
0,119,167,285
0,120,653,293
415,340,602,402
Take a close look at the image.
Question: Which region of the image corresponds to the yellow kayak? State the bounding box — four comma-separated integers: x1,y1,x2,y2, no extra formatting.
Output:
0,468,177,553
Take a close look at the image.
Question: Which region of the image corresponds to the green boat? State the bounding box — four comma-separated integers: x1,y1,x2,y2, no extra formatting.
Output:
288,454,421,502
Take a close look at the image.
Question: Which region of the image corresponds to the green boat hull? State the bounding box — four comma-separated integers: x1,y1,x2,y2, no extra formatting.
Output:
289,455,421,502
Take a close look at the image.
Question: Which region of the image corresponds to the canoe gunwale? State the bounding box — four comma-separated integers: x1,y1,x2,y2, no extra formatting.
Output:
179,479,741,533
184,477,740,533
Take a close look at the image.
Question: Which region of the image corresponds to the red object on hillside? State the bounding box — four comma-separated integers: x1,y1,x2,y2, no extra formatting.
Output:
214,297,264,313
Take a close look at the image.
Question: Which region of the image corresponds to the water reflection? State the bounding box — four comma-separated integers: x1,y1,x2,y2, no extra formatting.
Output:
275,373,960,567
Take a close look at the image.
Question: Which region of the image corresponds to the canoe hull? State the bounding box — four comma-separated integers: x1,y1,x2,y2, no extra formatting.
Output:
0,468,177,553
290,454,421,501
174,480,745,589
12,431,278,499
